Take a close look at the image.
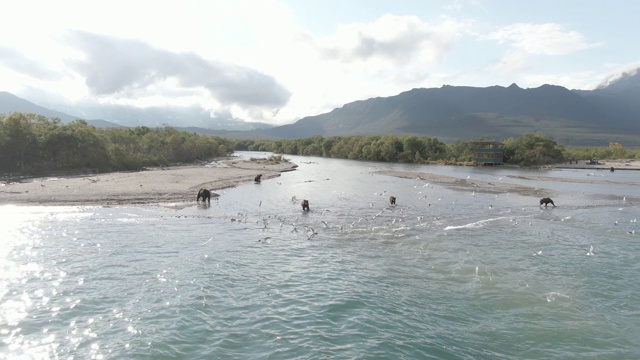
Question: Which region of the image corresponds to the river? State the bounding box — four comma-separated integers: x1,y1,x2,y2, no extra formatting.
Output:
1,152,639,359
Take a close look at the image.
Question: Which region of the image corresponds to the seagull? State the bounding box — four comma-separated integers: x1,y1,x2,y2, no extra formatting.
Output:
305,227,318,240
587,245,594,256
533,250,542,256
321,209,331,215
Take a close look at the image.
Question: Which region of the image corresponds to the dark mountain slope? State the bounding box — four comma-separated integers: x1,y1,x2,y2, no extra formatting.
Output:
262,81,640,146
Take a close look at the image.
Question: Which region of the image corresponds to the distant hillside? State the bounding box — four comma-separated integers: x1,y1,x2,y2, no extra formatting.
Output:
0,91,120,128
0,91,80,123
261,70,640,146
0,91,273,131
58,103,275,131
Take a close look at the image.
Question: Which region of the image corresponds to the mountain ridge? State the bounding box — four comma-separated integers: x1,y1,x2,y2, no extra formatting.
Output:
260,74,640,146
2,66,640,146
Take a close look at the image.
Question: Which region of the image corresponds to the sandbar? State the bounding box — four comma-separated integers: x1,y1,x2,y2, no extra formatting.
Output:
376,159,640,197
0,157,298,206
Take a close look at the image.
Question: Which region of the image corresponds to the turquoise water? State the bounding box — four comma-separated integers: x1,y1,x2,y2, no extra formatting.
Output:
2,153,640,359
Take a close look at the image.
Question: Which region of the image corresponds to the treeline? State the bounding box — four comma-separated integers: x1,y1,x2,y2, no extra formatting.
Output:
236,133,573,166
0,112,234,175
564,142,640,162
3,112,638,176
236,134,640,165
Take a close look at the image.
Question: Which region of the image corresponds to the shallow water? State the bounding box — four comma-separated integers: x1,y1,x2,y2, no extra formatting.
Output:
2,152,640,359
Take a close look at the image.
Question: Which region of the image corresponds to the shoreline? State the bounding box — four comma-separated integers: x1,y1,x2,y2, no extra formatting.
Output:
550,159,640,171
0,157,298,206
2,157,639,207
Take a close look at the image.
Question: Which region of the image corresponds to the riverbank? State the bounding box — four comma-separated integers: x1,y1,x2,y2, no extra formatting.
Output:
0,157,298,206
552,159,640,171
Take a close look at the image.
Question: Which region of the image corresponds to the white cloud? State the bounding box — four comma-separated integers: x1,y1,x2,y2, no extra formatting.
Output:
483,23,604,85
487,23,601,56
315,14,467,68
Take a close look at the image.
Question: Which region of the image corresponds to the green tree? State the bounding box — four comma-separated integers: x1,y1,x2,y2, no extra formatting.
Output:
503,133,564,165
0,113,38,171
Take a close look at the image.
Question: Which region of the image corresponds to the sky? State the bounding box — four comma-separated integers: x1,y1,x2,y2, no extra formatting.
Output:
1,0,639,126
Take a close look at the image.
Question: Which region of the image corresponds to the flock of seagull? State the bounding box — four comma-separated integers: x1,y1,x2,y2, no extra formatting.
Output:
202,171,639,261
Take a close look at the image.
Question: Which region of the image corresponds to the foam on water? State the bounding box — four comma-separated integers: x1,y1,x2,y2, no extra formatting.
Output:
443,216,513,230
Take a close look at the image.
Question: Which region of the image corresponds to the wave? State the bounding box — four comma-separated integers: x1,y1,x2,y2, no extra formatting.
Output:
443,216,512,230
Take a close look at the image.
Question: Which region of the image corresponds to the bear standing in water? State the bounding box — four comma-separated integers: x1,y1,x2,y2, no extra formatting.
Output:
539,197,555,208
301,199,310,211
389,196,396,205
197,188,211,204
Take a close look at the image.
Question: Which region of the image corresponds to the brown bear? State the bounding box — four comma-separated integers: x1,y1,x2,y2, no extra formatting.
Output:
539,197,555,208
197,188,211,204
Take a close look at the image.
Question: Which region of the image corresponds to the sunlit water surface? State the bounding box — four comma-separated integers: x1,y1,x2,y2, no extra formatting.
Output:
2,153,640,359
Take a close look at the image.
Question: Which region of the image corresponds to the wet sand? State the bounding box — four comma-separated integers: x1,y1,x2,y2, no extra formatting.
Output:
0,158,298,206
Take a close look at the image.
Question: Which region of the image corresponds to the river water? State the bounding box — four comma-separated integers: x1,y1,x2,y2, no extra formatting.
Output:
2,152,639,359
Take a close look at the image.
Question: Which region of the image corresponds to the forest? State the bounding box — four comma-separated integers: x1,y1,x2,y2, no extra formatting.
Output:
0,113,234,176
1,112,639,177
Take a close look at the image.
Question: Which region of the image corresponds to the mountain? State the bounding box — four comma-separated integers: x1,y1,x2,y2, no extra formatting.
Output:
0,91,121,128
261,75,640,146
0,91,273,131
3,67,640,146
